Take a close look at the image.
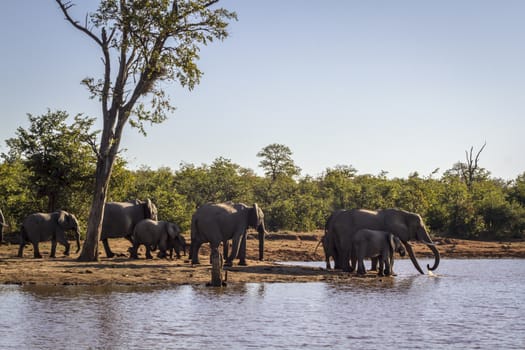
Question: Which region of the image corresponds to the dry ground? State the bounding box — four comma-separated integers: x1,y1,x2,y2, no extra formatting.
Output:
1,231,524,286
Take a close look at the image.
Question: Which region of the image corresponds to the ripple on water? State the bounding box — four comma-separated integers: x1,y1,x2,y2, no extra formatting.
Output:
0,259,524,349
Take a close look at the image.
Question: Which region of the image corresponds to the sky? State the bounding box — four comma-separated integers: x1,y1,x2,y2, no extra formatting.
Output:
0,1,524,180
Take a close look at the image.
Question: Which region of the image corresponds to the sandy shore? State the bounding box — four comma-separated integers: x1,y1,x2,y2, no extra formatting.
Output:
1,232,524,286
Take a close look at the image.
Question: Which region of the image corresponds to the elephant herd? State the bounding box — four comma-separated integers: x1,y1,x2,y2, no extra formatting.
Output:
10,200,440,275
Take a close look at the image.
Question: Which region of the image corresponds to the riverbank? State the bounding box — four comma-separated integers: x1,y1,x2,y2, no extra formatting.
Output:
1,232,524,286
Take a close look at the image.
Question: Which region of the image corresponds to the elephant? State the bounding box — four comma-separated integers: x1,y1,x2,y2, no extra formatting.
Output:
101,199,158,258
18,210,81,258
190,202,267,267
351,229,406,276
130,219,184,259
166,234,186,259
323,208,440,274
318,210,344,269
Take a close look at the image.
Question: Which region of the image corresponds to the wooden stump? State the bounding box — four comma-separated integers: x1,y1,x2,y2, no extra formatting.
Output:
210,248,223,287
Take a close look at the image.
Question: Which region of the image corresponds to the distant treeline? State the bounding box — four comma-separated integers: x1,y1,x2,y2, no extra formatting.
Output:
1,111,524,240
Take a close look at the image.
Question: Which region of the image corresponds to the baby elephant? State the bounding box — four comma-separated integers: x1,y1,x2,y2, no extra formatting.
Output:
18,210,81,258
351,229,406,276
130,219,184,259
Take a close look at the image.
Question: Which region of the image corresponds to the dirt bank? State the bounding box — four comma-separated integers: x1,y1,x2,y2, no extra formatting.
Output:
1,232,524,286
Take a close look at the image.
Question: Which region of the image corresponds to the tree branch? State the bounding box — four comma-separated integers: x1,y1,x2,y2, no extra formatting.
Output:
55,0,104,48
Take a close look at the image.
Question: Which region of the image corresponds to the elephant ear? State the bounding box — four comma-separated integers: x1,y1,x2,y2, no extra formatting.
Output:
57,210,67,227
144,199,158,221
405,212,430,242
251,203,262,228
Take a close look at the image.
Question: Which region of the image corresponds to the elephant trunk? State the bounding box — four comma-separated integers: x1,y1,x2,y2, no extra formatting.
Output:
403,242,425,275
426,243,440,271
257,225,265,261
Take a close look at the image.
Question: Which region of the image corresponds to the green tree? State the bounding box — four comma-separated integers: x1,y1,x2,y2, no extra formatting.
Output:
508,172,525,206
319,165,359,210
0,159,35,231
56,0,236,260
131,166,193,230
207,157,249,202
173,162,211,208
257,143,301,181
4,110,97,213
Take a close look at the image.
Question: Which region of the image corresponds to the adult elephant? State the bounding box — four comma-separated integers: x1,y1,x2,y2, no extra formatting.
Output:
190,202,267,267
101,199,158,258
18,210,81,258
325,208,440,274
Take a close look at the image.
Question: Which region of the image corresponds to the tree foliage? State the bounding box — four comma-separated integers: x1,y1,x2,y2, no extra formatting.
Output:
3,110,97,213
257,143,301,181
1,137,524,241
55,0,237,260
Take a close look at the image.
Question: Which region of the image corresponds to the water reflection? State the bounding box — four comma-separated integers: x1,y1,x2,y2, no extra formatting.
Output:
0,259,524,349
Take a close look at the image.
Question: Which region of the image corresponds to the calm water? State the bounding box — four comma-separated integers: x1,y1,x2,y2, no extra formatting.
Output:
0,259,524,349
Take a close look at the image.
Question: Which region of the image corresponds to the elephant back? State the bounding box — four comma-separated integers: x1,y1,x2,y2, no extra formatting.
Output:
101,200,158,239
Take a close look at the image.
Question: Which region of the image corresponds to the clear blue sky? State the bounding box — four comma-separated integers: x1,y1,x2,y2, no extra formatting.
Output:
1,1,524,180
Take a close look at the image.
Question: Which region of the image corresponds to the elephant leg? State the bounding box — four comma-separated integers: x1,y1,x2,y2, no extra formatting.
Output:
388,255,395,276
325,257,331,269
102,238,115,258
378,258,385,276
334,253,342,270
222,240,229,261
383,257,391,276
370,257,378,271
17,236,25,258
158,235,169,259
33,242,42,259
17,243,25,258
125,235,135,255
357,258,366,275
349,254,357,272
225,234,242,267
57,235,70,256
50,239,57,258
191,241,203,265
145,245,153,259
238,233,247,266
130,242,139,259
342,250,352,272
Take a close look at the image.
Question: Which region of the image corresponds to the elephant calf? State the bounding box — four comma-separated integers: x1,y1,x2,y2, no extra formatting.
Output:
130,219,184,259
351,229,406,276
18,210,81,259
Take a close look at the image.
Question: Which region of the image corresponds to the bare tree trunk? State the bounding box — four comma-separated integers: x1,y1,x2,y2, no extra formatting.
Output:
0,208,5,243
47,193,57,213
77,155,114,261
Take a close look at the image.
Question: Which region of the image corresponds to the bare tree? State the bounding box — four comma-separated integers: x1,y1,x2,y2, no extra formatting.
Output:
461,142,487,190
55,0,236,261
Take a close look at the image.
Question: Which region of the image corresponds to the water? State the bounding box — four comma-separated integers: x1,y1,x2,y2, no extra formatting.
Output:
0,259,524,349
